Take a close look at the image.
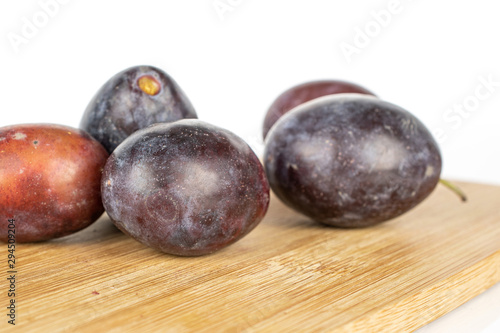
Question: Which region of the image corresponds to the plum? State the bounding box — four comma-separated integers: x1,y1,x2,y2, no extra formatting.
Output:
263,80,375,139
264,94,442,227
80,65,197,153
101,120,270,256
0,124,109,242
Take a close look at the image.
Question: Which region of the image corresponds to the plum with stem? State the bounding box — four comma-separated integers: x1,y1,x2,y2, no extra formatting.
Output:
264,94,442,227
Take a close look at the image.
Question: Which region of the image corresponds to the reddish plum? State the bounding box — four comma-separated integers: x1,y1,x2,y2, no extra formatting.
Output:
0,124,109,242
263,80,375,139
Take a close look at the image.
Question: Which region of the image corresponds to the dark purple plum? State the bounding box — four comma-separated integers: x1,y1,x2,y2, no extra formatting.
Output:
263,80,375,139
80,65,197,153
264,94,442,227
101,120,270,256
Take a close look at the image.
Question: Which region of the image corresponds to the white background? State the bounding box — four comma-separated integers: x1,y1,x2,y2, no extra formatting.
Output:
1,0,499,331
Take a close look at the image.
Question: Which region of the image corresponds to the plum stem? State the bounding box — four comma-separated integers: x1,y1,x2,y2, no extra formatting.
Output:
439,179,467,202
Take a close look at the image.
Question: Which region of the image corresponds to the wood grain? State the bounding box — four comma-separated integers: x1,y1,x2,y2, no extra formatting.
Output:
6,181,500,332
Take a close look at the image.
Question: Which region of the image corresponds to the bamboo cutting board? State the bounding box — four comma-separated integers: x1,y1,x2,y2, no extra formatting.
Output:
7,181,500,332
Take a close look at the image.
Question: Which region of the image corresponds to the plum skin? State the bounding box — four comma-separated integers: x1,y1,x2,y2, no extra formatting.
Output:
264,94,442,227
80,65,197,153
0,124,109,242
263,80,375,139
102,119,270,256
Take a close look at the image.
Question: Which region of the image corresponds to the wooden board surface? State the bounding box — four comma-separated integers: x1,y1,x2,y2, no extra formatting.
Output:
6,181,500,332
